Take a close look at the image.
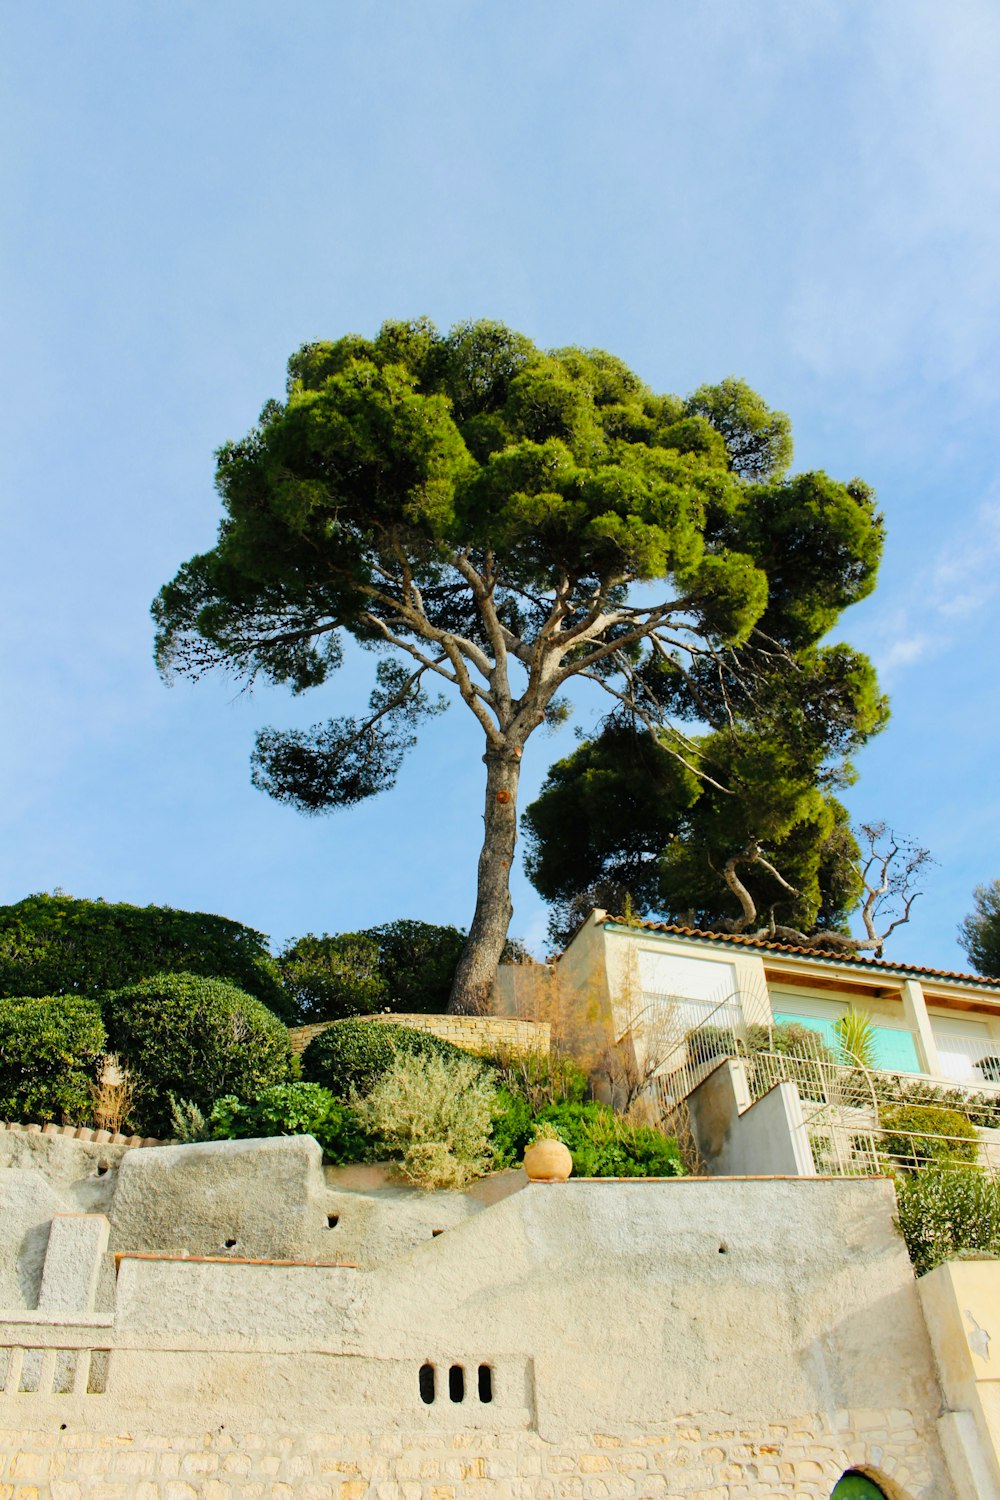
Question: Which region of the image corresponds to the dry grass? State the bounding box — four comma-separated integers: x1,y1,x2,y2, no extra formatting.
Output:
90,1053,137,1135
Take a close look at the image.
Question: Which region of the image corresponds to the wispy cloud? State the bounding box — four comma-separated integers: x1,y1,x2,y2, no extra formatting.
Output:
864,492,1000,679
784,0,1000,431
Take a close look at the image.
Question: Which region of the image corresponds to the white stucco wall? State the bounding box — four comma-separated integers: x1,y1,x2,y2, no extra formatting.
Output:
0,1134,969,1498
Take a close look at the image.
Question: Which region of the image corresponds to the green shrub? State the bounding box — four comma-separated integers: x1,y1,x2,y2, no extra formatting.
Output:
0,892,290,1018
745,1021,837,1062
104,972,293,1135
490,1086,536,1166
0,995,107,1125
352,1052,497,1189
879,1102,981,1169
540,1101,684,1178
490,1093,684,1178
208,1082,366,1163
686,1020,835,1071
872,1077,1000,1131
896,1168,1000,1275
168,1096,212,1143
300,1018,472,1100
685,1023,733,1068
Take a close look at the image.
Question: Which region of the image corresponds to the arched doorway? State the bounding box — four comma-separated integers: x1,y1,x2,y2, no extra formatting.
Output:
831,1473,888,1499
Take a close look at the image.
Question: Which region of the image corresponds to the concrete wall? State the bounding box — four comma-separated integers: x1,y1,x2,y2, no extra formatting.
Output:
687,1059,817,1177
290,1014,550,1060
919,1260,1000,1499
0,1135,973,1498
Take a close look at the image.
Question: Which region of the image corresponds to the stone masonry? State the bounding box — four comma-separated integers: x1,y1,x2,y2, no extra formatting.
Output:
0,1137,978,1499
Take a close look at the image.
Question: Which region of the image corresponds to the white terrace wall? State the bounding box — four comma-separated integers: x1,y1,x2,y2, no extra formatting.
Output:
0,1136,976,1500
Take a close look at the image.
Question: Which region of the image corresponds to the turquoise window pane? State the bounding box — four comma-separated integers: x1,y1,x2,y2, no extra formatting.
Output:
772,1013,920,1072
870,1028,919,1072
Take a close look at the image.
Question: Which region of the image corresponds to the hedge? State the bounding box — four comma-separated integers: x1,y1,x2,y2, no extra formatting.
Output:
104,972,292,1134
300,1018,471,1100
0,893,290,1018
0,995,107,1125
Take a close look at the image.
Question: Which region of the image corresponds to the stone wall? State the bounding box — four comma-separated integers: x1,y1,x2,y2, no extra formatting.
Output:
0,1413,938,1500
288,1014,550,1060
0,1153,970,1498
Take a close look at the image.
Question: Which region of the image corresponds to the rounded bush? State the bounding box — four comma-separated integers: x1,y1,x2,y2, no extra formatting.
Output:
0,995,107,1125
0,892,291,1018
879,1102,980,1169
104,972,292,1134
300,1018,471,1100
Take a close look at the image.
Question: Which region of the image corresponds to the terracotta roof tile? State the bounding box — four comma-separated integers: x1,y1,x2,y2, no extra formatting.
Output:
602,916,1000,990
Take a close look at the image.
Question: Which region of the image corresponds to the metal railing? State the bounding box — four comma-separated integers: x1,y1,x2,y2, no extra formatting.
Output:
931,1031,1000,1091
647,993,749,1109
657,1008,1000,1180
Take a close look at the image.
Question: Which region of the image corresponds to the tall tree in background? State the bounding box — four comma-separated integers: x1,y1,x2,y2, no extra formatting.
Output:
524,627,887,945
153,320,883,1012
959,882,1000,977
523,720,866,947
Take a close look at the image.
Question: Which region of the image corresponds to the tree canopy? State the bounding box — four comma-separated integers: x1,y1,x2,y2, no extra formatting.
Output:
523,720,866,947
153,318,884,1011
0,892,290,1017
959,881,1000,978
278,919,467,1024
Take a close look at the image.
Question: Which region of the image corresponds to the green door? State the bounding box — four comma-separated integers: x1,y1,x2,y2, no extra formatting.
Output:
830,1473,887,1499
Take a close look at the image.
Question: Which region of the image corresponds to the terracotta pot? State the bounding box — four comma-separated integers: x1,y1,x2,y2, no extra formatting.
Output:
523,1138,573,1182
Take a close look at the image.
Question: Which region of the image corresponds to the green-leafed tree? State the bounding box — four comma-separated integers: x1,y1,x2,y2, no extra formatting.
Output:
523,719,866,947
278,919,466,1023
0,893,290,1018
279,931,387,1023
525,723,931,955
152,319,883,1012
959,881,1000,978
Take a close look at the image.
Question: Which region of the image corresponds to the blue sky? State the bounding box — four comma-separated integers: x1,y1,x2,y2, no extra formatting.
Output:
2,1,999,971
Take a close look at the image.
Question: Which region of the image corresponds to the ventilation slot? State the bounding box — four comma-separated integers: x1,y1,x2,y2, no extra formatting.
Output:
448,1364,465,1403
418,1363,435,1404
477,1364,493,1403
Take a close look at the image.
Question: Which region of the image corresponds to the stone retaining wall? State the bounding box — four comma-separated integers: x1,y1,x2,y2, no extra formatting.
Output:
0,1413,934,1500
288,1015,550,1060
0,1155,966,1497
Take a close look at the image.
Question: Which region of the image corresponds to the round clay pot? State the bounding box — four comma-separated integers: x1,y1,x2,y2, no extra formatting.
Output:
523,1139,573,1182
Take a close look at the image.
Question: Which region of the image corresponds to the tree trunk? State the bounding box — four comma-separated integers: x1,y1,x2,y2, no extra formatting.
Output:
448,743,522,1015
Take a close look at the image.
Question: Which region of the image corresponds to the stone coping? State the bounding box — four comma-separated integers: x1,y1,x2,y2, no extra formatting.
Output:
0,1120,163,1146
113,1252,359,1270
